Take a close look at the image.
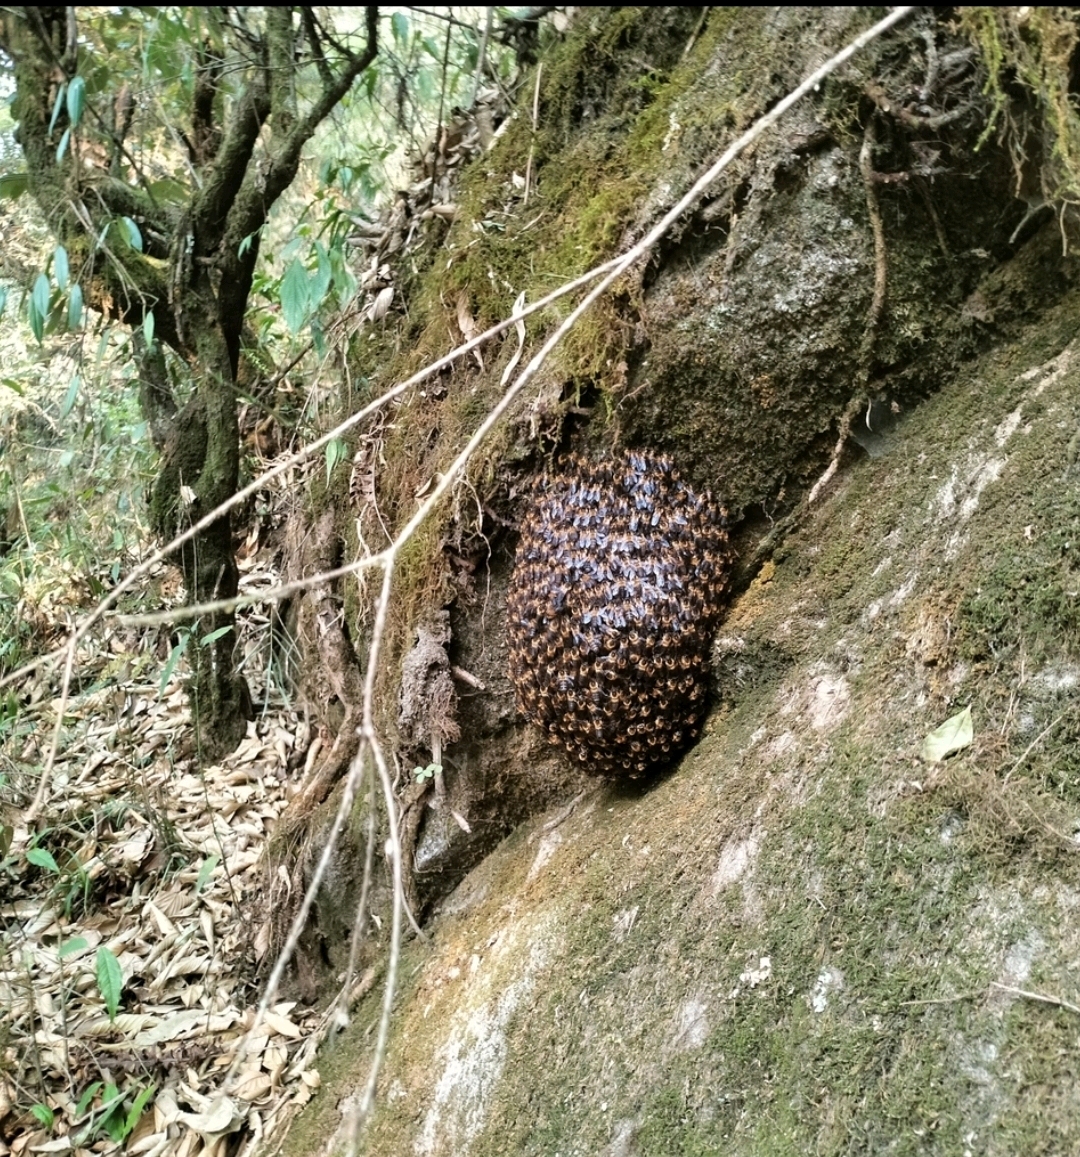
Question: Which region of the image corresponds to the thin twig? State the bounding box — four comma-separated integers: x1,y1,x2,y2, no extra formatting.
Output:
1001,710,1066,786
468,7,493,110
859,115,887,379
900,990,981,1007
451,665,486,690
524,63,542,205
992,982,1080,1016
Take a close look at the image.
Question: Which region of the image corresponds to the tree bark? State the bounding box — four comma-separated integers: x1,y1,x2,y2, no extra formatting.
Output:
0,6,378,758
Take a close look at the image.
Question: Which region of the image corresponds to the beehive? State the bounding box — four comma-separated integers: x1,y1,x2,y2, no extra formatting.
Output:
507,450,731,776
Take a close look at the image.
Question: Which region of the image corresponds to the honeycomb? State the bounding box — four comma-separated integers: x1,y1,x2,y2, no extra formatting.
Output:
507,450,731,776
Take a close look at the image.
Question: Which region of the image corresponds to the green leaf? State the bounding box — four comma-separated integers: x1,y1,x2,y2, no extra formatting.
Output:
56,127,71,163
27,846,59,873
66,76,86,127
121,217,143,252
67,283,83,330
280,257,309,333
48,83,66,135
199,624,233,647
95,946,123,1020
325,436,347,481
100,1083,124,1112
30,1104,55,1129
329,246,357,303
920,705,973,763
391,11,409,43
74,1081,102,1120
0,377,22,396
29,272,50,343
0,172,29,199
0,287,8,320
53,246,69,291
160,632,188,695
60,374,81,419
33,271,51,316
147,177,189,204
60,936,89,958
100,1084,127,1141
196,853,220,893
143,311,155,345
124,1083,156,1137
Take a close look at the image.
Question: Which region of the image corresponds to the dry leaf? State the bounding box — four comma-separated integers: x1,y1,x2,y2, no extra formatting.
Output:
177,1094,243,1136
263,1011,301,1039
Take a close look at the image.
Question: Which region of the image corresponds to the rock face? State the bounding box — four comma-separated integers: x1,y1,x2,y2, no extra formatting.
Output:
506,451,732,776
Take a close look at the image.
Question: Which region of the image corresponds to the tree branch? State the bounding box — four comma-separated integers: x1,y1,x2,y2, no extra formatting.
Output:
216,7,379,342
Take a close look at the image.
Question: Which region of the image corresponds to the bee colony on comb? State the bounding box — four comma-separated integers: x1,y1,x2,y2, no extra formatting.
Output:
507,450,732,776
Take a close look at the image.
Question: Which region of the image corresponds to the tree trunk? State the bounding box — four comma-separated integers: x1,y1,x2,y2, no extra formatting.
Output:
0,5,378,760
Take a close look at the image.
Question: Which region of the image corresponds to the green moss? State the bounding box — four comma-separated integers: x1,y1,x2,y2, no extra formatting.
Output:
960,8,1080,200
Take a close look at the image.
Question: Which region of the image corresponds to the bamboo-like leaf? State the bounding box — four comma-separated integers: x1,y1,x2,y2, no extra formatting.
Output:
53,245,69,291
66,76,86,126
196,854,220,893
61,374,81,419
48,82,66,135
160,632,189,695
31,266,50,330
147,176,189,203
124,1083,156,1138
325,436,347,481
67,283,84,330
60,936,89,958
30,1104,54,1129
121,216,143,252
56,127,71,163
74,1082,101,1120
96,946,123,1020
310,241,332,312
